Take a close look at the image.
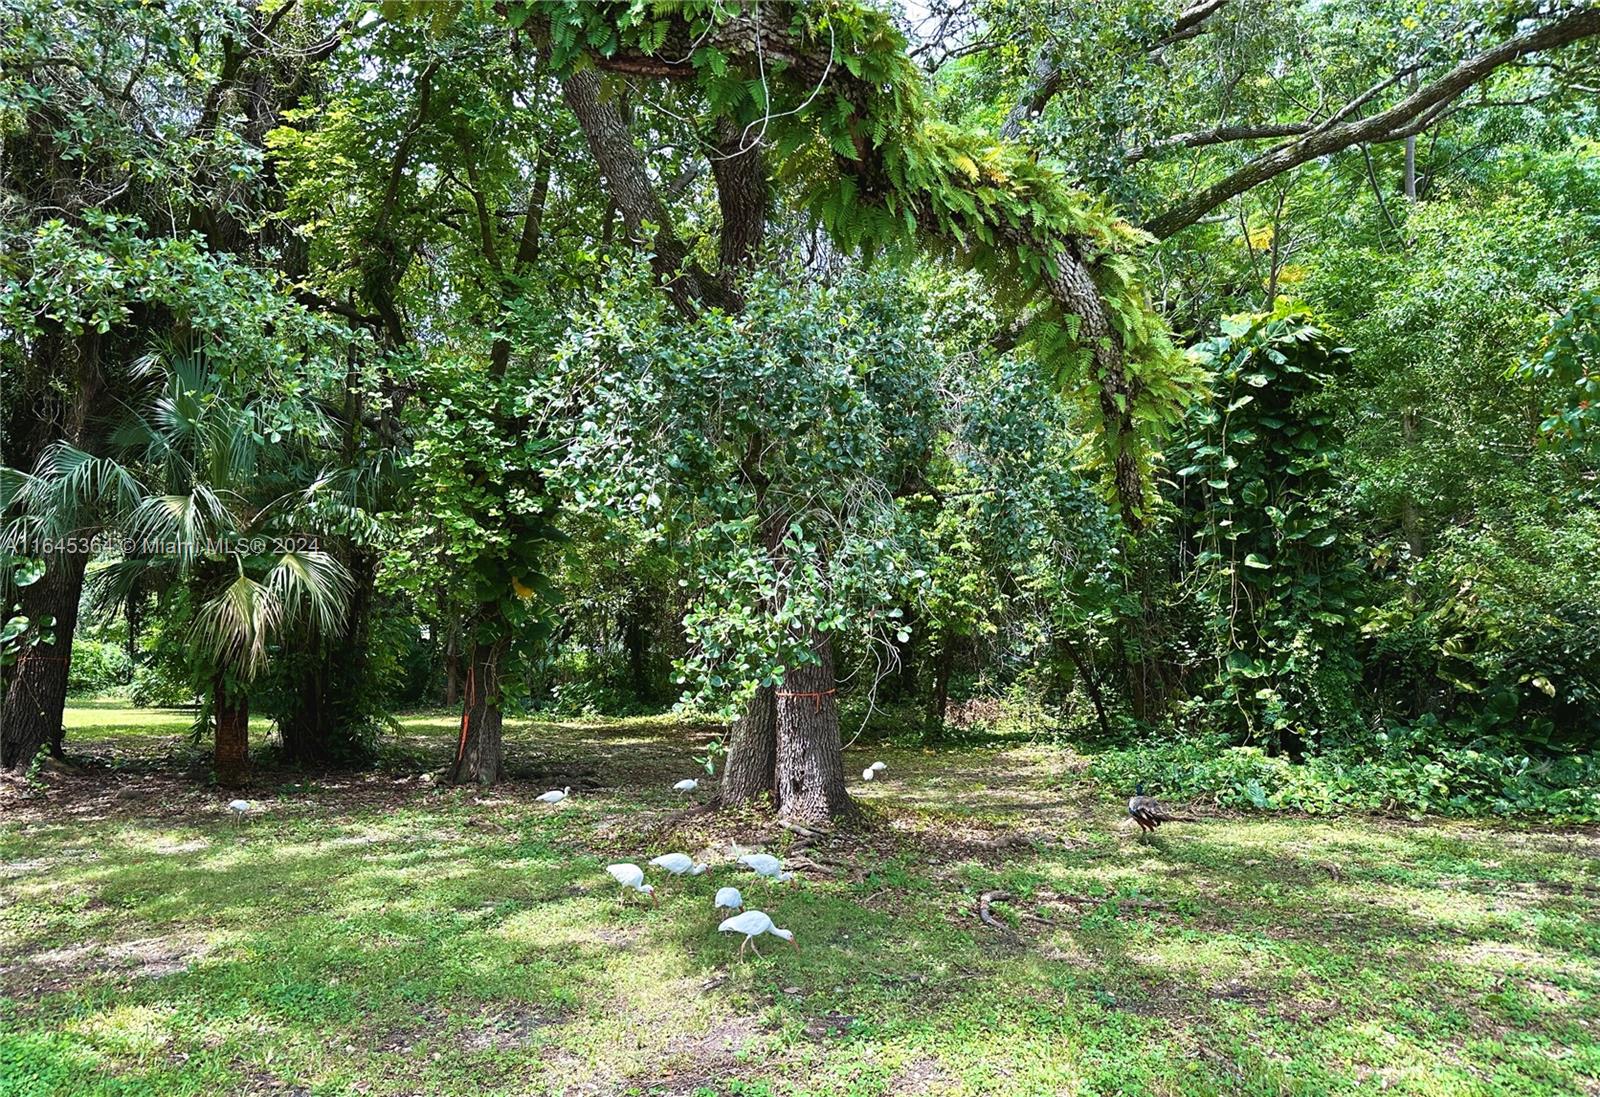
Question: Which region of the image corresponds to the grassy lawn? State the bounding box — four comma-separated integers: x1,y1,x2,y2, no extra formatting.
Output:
2,706,1597,1096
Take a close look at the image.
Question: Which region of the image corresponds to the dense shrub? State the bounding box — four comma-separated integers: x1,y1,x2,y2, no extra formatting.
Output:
1088,730,1600,822
66,639,132,696
129,664,198,708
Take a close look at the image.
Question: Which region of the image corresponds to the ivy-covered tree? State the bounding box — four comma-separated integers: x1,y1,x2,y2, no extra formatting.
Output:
1178,307,1362,755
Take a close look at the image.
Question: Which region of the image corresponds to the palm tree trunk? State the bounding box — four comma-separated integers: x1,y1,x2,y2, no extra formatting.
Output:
451,636,506,786
774,629,853,823
721,684,776,804
213,676,251,786
1,545,90,770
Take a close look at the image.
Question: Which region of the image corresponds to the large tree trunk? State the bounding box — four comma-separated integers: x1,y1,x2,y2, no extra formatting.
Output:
774,629,852,823
450,636,506,786
213,676,251,786
2,330,103,769
721,684,776,804
1,545,90,770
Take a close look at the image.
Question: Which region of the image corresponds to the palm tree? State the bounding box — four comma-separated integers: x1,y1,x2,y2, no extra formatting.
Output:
13,342,353,784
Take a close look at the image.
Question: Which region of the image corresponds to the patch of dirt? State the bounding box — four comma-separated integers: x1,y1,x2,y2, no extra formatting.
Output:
0,933,212,998
462,1005,560,1050
804,1010,856,1040
690,1014,766,1057
373,1007,448,1054
1207,981,1274,1007
888,1057,958,1095
627,1014,777,1096
232,1065,313,1096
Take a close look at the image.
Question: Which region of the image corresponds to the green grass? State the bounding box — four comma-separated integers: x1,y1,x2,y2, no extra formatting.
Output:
2,706,1597,1096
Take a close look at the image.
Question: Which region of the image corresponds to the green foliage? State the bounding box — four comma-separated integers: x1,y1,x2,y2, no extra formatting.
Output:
1178,306,1364,749
1525,285,1600,453
531,0,1202,510
1362,494,1600,749
0,555,53,668
66,639,131,696
548,265,946,709
1090,730,1600,822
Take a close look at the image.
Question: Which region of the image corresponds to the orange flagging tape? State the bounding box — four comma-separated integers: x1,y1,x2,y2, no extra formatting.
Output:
776,688,837,712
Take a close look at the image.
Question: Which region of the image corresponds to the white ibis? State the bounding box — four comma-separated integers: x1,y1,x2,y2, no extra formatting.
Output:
606,863,657,905
536,787,570,804
713,886,743,915
718,910,797,957
870,761,887,774
861,768,875,781
649,852,708,876
738,853,795,884
672,778,699,793
227,799,251,824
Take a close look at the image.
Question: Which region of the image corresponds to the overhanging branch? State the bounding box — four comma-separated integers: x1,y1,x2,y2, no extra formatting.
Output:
1000,0,1232,140
1141,6,1600,238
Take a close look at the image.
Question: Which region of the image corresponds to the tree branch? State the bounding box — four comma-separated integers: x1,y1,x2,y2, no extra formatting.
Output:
1000,0,1232,140
1142,7,1600,239
1124,121,1313,164
560,69,722,315
555,5,1169,526
709,118,769,300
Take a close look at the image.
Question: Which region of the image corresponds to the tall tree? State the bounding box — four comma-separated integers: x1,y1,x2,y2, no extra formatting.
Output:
0,0,354,769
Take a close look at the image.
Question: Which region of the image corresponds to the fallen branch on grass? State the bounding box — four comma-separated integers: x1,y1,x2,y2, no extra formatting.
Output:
979,890,1012,929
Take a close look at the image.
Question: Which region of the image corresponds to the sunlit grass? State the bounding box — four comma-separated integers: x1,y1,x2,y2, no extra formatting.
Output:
2,704,1596,1095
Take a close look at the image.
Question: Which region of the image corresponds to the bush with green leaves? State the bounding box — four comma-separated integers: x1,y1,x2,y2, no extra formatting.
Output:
1090,730,1600,823
1362,491,1600,751
1524,285,1600,455
66,639,131,696
545,264,947,711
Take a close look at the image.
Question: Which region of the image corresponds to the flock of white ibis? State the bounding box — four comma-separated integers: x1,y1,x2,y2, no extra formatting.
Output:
602,850,798,956
235,759,897,959
536,768,893,958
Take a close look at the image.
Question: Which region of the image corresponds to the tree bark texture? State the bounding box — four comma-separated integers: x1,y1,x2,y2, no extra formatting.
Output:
451,634,507,786
774,628,852,823
213,676,251,786
721,683,777,804
2,331,102,768
1,545,90,770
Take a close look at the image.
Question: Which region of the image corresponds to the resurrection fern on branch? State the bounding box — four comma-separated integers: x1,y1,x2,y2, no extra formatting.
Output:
517,0,1203,528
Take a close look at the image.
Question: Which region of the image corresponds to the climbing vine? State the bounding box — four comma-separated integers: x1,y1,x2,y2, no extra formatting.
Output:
1179,307,1363,752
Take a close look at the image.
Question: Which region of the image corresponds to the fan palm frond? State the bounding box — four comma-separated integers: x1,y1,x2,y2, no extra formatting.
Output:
266,549,352,637
1,466,43,515
194,573,282,681
127,485,233,564
84,556,169,621
32,442,144,518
